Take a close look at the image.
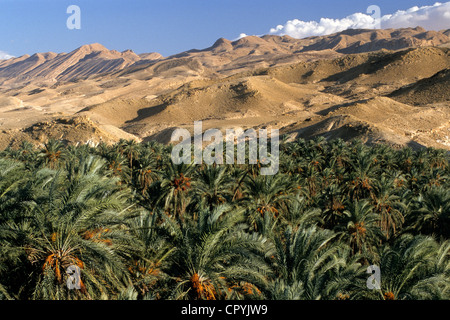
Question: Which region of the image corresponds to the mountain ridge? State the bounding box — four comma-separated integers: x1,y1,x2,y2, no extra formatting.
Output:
1,27,449,87
0,43,158,86
0,27,449,150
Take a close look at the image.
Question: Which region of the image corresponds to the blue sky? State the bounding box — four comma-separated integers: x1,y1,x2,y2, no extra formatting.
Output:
0,0,447,57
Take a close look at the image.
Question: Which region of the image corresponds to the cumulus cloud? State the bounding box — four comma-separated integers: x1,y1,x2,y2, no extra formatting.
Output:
268,2,450,39
381,2,450,29
232,33,249,41
0,51,14,60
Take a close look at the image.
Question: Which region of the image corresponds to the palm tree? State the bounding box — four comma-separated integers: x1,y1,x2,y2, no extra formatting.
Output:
127,209,174,299
422,167,448,190
0,159,29,222
328,138,351,170
0,156,137,299
362,234,450,300
39,139,64,169
372,144,398,171
102,149,131,183
426,148,448,170
62,143,94,165
0,158,33,299
1,136,449,300
135,147,159,196
334,199,382,256
405,167,424,195
158,204,272,300
371,175,406,239
241,174,295,230
15,140,39,167
227,165,249,202
121,139,140,167
321,183,347,229
302,163,322,199
398,147,414,173
155,162,194,219
266,224,365,300
116,139,142,186
265,279,305,300
406,186,450,238
144,140,171,170
192,165,234,209
346,145,378,200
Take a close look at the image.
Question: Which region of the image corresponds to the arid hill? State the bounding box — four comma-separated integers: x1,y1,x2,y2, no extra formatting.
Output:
113,26,450,80
0,27,449,150
0,43,161,86
389,68,450,105
2,26,448,87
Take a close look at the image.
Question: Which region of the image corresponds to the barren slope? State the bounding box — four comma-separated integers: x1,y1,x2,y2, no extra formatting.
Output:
389,68,450,105
0,44,158,86
1,27,449,150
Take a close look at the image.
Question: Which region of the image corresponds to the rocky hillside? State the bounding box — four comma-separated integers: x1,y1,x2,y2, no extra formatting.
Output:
0,27,449,150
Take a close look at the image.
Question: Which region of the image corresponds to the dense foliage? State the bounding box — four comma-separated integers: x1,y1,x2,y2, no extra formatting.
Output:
0,137,449,300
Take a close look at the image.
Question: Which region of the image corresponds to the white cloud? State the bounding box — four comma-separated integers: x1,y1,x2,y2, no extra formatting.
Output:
232,33,249,41
268,2,450,39
381,2,450,30
0,51,14,60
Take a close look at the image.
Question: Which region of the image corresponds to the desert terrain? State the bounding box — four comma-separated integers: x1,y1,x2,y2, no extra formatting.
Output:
0,26,449,150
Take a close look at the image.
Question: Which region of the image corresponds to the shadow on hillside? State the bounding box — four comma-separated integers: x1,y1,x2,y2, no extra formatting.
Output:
321,49,410,84
314,99,369,116
124,103,167,123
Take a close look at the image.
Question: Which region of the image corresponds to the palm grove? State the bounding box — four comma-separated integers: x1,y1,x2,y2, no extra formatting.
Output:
0,136,448,300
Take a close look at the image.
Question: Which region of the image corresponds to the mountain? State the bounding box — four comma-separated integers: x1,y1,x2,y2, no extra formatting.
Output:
389,68,450,105
0,43,161,86
1,27,449,87
115,27,450,80
0,27,449,150
78,45,450,148
297,27,449,54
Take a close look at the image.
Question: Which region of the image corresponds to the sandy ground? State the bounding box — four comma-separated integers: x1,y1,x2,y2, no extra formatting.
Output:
0,31,449,150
